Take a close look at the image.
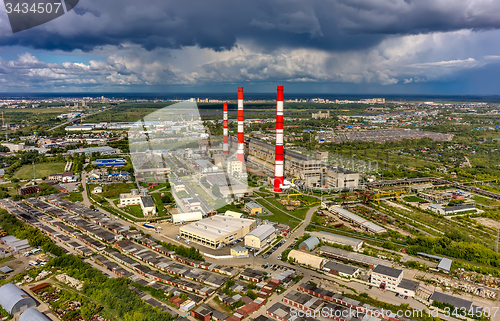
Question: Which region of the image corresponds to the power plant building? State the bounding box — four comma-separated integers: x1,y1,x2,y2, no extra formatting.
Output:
246,138,360,189
179,215,257,249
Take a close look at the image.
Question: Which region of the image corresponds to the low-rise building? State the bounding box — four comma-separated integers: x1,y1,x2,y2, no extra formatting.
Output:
120,189,141,206
298,236,320,251
140,195,156,217
244,224,276,250
322,261,360,278
180,215,256,249
288,250,325,269
244,202,263,215
395,279,420,297
231,246,248,258
428,204,476,215
0,283,37,315
311,231,364,251
370,265,403,291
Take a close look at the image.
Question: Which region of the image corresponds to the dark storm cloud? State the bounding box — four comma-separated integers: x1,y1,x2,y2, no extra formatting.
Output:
1,0,500,52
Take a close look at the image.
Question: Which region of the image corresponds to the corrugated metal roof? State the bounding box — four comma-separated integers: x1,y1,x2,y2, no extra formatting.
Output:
0,283,36,314
299,236,320,251
246,225,275,241
19,308,51,321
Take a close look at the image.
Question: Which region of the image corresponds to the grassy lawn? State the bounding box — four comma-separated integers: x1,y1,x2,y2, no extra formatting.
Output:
151,193,169,217
13,162,66,180
122,204,144,218
62,192,84,203
259,198,301,229
264,197,308,220
176,190,190,199
403,196,425,202
473,195,500,206
88,182,137,199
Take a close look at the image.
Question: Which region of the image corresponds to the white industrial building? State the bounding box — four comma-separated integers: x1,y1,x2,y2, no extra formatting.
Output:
120,189,142,206
172,212,203,224
311,231,364,251
179,215,256,249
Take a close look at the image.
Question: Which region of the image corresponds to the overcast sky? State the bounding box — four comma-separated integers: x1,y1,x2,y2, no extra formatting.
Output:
1,0,500,94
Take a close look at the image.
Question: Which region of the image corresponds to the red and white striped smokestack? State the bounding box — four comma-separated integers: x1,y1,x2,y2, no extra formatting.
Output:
237,87,245,163
223,102,229,155
274,86,284,193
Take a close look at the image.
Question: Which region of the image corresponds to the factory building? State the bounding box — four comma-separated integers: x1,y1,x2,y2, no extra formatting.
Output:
310,231,364,251
245,138,360,189
179,215,256,249
244,224,276,250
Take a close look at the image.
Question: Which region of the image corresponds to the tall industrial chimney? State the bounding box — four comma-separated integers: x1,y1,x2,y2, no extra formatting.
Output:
223,102,228,154
237,87,245,163
274,86,284,192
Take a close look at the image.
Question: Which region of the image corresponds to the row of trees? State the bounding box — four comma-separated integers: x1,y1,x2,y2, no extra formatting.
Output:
405,235,500,267
50,255,175,321
157,241,204,261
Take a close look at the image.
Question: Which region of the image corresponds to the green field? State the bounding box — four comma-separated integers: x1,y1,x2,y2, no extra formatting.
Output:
62,192,84,203
88,182,137,199
13,162,66,180
403,196,425,202
123,204,144,218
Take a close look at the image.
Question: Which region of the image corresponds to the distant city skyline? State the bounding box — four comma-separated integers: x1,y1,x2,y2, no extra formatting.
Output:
1,1,500,94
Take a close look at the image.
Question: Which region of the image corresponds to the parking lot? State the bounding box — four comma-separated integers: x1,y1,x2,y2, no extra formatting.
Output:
262,238,290,259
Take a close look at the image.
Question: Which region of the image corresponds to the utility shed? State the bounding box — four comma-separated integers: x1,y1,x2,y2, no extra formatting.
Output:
298,236,320,251
0,283,37,315
19,308,51,321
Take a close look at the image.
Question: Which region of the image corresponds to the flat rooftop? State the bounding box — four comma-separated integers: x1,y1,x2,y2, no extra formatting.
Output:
180,215,254,239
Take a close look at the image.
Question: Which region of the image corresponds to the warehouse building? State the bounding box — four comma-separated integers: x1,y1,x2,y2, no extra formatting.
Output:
322,261,360,278
328,206,387,234
311,231,364,251
370,265,403,291
318,246,388,268
244,224,276,250
429,291,480,312
428,204,476,215
179,215,256,249
67,146,118,156
0,283,37,315
298,236,320,251
92,158,126,167
288,250,325,269
172,212,203,224
19,308,51,321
